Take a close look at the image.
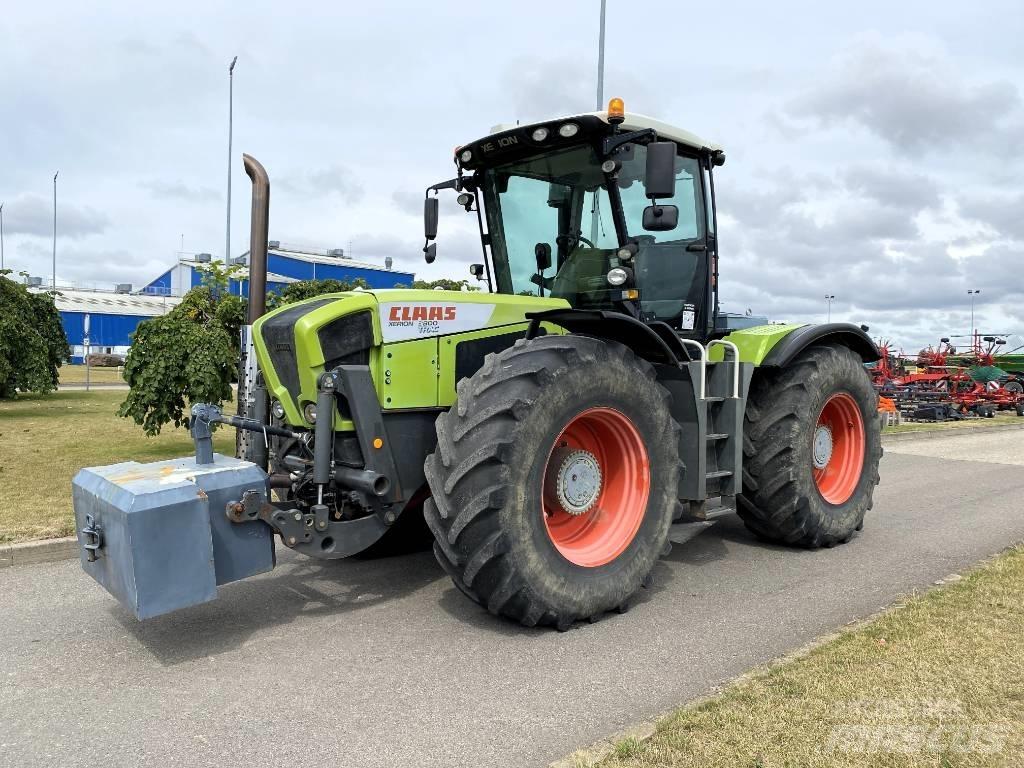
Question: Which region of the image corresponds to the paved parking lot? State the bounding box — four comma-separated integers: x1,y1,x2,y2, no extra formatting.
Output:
2,429,1023,768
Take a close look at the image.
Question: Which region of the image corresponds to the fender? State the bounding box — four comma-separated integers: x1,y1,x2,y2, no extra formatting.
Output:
760,322,880,367
525,308,685,366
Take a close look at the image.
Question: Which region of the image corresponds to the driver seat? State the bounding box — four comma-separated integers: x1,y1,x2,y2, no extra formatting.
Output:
549,247,613,309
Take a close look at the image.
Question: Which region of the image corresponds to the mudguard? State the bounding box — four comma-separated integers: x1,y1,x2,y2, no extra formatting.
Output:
760,323,880,367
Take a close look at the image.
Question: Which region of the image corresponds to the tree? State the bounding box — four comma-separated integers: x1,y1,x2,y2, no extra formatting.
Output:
118,286,244,434
410,278,479,292
267,277,368,310
195,259,246,294
118,274,366,435
118,270,480,434
0,272,70,399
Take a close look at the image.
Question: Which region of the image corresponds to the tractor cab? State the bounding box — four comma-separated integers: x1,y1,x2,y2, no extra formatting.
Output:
424,98,726,340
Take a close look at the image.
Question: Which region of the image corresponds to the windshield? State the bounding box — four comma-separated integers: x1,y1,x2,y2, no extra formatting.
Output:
480,142,709,326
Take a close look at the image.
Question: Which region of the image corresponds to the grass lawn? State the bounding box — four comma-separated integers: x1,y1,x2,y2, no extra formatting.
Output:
57,364,127,385
0,390,235,543
588,546,1024,768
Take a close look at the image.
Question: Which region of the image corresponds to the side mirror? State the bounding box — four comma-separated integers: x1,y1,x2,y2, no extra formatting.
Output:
644,142,677,200
424,197,439,240
469,263,485,281
424,243,437,264
535,242,552,272
642,204,679,232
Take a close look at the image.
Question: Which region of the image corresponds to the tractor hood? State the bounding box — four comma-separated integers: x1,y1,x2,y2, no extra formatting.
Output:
252,290,568,427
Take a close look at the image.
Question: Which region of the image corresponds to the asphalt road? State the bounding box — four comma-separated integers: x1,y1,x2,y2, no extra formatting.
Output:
3,428,1024,768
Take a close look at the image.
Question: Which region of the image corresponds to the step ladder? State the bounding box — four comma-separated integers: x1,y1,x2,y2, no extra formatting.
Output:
674,339,753,522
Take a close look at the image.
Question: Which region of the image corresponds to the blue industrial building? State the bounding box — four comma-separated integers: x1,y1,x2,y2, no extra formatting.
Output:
33,244,413,364
141,244,414,298
38,288,181,364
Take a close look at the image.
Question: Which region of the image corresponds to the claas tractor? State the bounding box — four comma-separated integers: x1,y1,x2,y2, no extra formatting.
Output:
72,99,882,629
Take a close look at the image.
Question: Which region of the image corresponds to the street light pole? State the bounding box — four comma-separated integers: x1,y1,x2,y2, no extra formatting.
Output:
1,202,5,272
226,56,238,275
595,0,606,110
968,289,981,340
825,294,835,323
52,171,59,291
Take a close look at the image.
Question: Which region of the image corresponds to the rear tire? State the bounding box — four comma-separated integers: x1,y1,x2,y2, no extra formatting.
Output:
738,344,881,547
423,335,682,629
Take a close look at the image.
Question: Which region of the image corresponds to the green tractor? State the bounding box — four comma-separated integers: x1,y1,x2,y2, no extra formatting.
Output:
72,99,881,629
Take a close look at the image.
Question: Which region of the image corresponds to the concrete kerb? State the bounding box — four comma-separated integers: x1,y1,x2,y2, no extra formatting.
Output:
0,536,79,569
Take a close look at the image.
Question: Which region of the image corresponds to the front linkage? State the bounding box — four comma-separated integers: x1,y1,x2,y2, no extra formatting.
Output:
192,364,403,560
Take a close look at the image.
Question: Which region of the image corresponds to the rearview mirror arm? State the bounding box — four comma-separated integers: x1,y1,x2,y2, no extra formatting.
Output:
601,128,656,158
427,178,461,194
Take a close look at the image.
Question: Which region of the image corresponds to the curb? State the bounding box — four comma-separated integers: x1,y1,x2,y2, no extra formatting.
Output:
0,537,78,569
882,421,1024,444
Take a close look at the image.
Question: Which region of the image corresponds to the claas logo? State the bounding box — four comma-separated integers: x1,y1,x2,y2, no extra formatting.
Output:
388,305,457,322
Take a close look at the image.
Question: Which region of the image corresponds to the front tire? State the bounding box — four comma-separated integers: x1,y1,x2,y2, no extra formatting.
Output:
423,335,682,629
738,344,881,547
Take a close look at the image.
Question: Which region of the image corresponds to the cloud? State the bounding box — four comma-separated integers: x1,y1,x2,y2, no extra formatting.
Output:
958,191,1024,241
392,188,425,218
140,180,220,202
842,166,941,213
498,56,657,127
278,165,363,203
1,193,109,238
2,5,1021,352
716,147,1024,350
784,33,1022,155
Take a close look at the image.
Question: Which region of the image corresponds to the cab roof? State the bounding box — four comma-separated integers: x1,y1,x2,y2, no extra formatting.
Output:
487,109,723,154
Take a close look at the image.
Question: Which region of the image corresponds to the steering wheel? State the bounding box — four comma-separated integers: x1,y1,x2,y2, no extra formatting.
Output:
558,232,597,251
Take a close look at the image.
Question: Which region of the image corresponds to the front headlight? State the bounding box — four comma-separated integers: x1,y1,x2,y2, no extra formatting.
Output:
303,402,318,424
271,400,286,420
607,267,628,286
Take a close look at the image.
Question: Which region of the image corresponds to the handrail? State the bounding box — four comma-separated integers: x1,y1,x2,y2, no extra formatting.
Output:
707,340,740,398
677,339,707,399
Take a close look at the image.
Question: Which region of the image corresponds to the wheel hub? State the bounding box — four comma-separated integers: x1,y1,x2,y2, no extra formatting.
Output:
546,447,603,516
812,424,833,469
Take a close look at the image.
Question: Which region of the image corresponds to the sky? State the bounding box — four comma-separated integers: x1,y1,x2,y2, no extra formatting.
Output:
1,0,1022,352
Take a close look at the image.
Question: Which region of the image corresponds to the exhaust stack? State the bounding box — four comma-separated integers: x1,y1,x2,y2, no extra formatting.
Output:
243,153,269,321
237,154,271,466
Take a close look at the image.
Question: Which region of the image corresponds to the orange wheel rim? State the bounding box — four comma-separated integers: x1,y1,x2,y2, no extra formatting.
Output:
812,392,865,505
542,407,650,567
